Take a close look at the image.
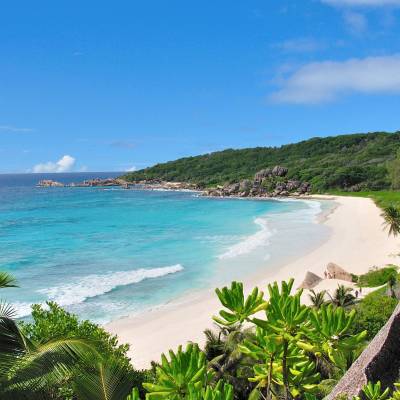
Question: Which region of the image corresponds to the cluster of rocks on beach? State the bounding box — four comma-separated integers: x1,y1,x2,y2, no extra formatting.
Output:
203,166,311,198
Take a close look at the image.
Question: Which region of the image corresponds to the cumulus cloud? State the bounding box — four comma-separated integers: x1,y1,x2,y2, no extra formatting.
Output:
322,0,400,6
270,55,400,104
125,166,136,172
33,155,76,173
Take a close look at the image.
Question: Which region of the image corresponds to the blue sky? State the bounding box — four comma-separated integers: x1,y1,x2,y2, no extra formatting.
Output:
1,0,400,173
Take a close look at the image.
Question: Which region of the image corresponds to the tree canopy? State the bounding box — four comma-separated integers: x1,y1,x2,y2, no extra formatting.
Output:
123,132,400,191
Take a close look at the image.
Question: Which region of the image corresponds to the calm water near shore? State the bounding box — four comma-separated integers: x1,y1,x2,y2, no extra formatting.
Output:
0,173,334,323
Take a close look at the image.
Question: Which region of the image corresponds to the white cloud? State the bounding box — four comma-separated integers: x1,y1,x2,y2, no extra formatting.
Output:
125,166,136,172
322,0,400,6
33,155,76,173
0,125,34,133
271,54,400,104
273,38,323,53
344,11,368,33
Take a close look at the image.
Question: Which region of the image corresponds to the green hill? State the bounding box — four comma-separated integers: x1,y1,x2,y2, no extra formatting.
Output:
123,132,400,191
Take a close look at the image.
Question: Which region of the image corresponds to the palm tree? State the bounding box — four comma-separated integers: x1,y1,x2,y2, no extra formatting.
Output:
388,275,398,299
204,325,256,397
381,205,400,237
0,272,17,289
328,285,356,308
308,289,327,309
0,271,134,400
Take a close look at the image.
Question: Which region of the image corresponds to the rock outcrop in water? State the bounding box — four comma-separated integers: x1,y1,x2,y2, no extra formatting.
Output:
37,180,65,187
203,166,311,198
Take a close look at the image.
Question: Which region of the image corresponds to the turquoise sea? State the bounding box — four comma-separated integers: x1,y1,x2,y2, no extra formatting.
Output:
0,173,333,324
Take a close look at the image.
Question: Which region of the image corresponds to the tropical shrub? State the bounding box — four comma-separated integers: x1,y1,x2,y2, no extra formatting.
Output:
349,288,398,340
211,279,367,400
142,344,214,399
21,301,131,368
358,266,398,288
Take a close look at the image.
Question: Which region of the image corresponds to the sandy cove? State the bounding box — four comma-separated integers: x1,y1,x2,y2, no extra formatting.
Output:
105,195,400,369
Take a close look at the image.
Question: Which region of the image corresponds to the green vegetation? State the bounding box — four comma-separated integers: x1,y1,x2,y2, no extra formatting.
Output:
326,191,400,209
358,266,398,288
0,274,141,400
21,302,131,368
122,132,400,190
350,287,398,340
132,279,368,400
1,269,399,399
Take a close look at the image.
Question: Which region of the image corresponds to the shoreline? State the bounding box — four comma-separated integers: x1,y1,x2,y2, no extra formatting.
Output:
105,195,400,369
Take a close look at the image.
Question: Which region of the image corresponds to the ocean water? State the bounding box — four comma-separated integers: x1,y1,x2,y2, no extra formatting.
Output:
0,173,334,324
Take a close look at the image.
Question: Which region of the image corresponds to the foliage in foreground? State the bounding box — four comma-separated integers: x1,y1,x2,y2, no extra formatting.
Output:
21,301,131,369
133,279,367,400
0,273,139,400
2,270,398,400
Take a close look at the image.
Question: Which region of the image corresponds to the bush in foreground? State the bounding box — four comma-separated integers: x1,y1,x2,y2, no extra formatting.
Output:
350,287,398,340
358,266,398,288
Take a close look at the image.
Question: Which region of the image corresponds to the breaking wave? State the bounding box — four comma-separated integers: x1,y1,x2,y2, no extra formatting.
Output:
218,218,274,259
14,264,184,317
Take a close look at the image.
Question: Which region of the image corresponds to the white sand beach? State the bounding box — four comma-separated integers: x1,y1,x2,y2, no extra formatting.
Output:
105,196,400,369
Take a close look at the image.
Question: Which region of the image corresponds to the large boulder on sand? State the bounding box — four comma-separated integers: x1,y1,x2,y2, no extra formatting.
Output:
254,168,272,181
223,182,239,195
272,165,288,177
239,179,252,193
286,180,301,191
299,182,311,193
298,271,323,289
326,262,353,282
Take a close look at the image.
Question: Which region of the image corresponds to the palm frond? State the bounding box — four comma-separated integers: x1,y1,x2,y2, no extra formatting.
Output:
0,313,30,368
74,357,134,400
0,272,17,290
2,338,98,395
0,302,17,320
381,205,400,237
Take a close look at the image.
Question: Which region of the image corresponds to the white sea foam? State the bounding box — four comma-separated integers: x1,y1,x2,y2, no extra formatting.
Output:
218,217,274,259
275,199,322,222
38,264,184,307
13,301,35,318
197,234,245,245
14,264,184,317
216,200,324,260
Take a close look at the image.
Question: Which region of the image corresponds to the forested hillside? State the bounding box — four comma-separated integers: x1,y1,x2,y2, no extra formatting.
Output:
123,132,400,191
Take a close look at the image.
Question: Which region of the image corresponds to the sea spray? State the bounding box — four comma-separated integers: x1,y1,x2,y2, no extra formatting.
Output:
15,265,184,317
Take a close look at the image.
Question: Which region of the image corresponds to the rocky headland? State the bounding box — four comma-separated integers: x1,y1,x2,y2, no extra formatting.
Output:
37,165,311,198
37,178,128,188
203,165,311,198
